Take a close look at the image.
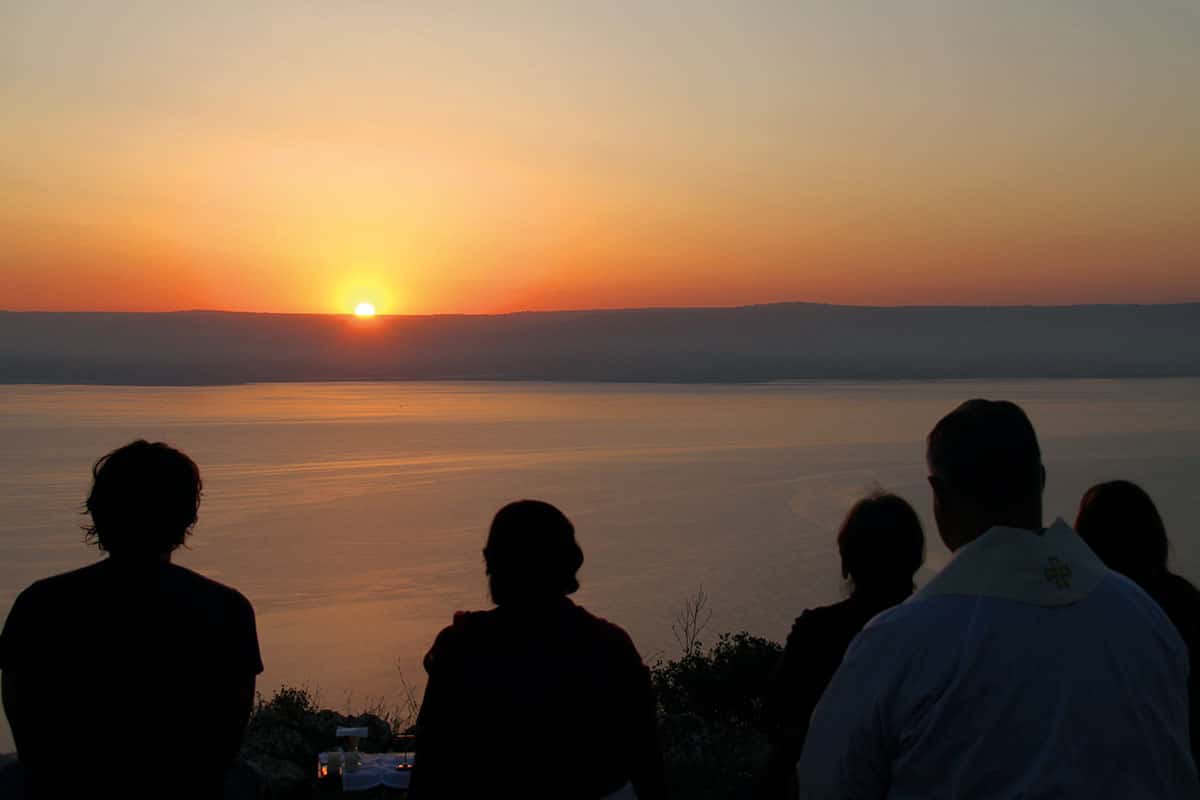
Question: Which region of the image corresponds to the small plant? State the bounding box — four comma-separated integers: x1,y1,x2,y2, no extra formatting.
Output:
652,591,784,799
672,586,713,656
393,665,422,735
259,685,318,722
653,630,782,731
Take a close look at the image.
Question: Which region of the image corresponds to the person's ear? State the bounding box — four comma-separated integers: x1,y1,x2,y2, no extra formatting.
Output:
1039,464,1047,492
928,475,948,509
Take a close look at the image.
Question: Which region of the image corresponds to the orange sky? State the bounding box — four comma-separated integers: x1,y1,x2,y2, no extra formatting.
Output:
2,2,1198,314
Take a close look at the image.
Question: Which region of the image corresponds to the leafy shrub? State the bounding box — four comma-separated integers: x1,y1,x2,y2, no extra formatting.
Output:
653,631,783,731
648,589,784,800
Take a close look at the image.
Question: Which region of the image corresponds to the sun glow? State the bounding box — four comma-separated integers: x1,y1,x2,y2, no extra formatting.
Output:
354,302,376,318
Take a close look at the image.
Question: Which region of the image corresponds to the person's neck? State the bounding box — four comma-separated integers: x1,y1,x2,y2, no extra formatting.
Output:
989,517,1043,534
107,552,173,565
852,582,914,606
949,508,1042,551
976,503,1043,537
497,595,572,614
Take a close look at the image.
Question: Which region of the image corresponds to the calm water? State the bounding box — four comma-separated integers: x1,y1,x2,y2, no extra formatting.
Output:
2,379,1199,750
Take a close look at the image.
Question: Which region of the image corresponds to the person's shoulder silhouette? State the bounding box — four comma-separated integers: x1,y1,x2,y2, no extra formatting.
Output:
0,440,263,800
410,500,664,800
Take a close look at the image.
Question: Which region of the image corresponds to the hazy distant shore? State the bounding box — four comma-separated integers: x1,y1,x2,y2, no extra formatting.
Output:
2,303,1197,386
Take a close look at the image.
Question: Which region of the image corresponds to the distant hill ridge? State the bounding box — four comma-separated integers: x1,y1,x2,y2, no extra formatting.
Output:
1,303,1197,384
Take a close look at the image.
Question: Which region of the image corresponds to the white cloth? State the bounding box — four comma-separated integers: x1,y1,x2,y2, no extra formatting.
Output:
797,519,1199,799
322,753,413,792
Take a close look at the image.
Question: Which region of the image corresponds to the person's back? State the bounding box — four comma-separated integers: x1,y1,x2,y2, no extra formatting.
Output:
0,441,262,799
409,500,663,800
1145,573,1200,679
764,492,924,798
415,600,657,798
2,560,260,797
797,400,1198,798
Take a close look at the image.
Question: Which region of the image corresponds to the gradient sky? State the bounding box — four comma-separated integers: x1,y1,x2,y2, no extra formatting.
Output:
2,1,1198,314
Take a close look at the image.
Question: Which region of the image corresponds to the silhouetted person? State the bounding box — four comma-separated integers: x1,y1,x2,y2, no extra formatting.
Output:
1076,480,1200,769
762,492,924,799
408,500,664,800
797,400,1198,798
0,441,263,800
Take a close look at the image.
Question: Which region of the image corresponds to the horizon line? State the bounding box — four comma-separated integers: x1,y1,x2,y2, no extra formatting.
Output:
2,299,1199,319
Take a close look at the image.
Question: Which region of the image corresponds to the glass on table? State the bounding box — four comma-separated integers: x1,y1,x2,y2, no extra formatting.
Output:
336,726,369,771
393,735,417,770
336,725,369,752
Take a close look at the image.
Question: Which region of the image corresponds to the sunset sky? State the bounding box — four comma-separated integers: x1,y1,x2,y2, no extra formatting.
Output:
2,1,1198,315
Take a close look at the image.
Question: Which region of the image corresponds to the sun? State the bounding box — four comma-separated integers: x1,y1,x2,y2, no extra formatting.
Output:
353,302,376,318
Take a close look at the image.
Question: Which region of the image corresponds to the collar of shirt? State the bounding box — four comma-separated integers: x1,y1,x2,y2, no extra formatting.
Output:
914,518,1109,607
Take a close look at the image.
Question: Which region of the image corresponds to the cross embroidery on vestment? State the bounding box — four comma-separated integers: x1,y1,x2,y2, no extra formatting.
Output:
1044,557,1072,589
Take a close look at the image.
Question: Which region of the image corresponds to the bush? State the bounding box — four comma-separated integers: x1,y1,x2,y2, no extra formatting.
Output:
651,618,784,800
653,631,783,731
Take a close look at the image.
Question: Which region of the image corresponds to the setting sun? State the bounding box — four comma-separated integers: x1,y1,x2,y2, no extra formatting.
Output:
354,303,377,318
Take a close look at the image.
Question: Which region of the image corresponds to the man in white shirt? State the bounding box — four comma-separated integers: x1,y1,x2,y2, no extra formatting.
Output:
796,399,1198,799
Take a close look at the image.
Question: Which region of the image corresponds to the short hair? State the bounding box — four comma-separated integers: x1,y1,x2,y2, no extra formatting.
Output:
484,500,583,606
84,440,202,557
927,399,1042,512
838,492,925,592
1076,480,1169,581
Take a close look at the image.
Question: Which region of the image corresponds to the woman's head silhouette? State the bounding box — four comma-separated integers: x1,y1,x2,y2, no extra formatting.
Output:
484,500,583,606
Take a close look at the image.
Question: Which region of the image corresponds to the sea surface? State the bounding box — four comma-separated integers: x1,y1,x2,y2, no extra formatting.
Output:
2,379,1199,750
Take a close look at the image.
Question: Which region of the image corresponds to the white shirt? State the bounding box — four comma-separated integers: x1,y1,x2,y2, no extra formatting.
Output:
796,519,1199,799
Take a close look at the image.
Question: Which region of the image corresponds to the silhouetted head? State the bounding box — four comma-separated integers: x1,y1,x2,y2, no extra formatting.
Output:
838,492,925,598
1075,480,1169,584
926,399,1045,551
484,500,584,607
84,440,202,559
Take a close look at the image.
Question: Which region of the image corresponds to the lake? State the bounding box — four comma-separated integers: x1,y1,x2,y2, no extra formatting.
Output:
2,379,1199,750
